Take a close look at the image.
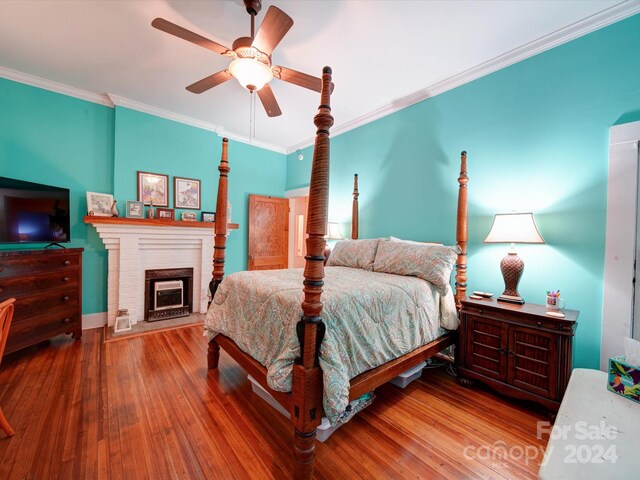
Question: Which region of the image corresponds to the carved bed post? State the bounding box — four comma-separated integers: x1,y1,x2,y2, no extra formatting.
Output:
455,151,468,310
208,137,230,369
291,66,334,480
351,173,359,240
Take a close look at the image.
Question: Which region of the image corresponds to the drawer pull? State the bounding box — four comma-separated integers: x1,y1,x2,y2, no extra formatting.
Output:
62,295,70,302
508,350,515,358
537,321,542,327
499,348,506,356
63,317,71,324
63,277,70,282
63,260,71,266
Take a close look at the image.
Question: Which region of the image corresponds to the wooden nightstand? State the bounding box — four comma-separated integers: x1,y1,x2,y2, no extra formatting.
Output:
458,297,578,410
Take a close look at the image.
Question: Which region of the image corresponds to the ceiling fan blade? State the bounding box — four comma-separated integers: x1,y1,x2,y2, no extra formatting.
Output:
152,18,230,56
257,84,282,117
272,66,334,94
186,70,233,94
251,6,293,55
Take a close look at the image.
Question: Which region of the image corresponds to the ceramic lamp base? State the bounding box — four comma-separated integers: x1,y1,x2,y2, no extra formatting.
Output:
497,252,525,304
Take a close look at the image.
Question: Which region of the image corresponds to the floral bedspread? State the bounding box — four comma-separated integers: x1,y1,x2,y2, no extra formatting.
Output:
205,266,458,424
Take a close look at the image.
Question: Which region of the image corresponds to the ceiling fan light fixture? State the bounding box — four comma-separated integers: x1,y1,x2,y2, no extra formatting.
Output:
228,57,273,91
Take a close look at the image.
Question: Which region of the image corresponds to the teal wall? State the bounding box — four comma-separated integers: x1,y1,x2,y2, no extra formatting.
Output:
0,83,286,315
113,106,287,274
286,14,640,369
0,79,114,314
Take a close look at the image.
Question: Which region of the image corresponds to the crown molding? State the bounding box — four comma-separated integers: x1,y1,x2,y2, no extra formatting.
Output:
108,95,286,153
0,66,113,106
285,1,640,154
107,94,221,133
218,129,288,154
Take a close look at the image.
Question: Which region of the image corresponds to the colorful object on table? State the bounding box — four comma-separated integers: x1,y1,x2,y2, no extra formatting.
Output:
546,290,565,310
607,356,640,403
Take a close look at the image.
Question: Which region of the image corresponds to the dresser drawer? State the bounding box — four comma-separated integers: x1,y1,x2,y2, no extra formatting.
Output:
6,311,80,354
0,270,80,299
13,288,79,321
0,253,80,278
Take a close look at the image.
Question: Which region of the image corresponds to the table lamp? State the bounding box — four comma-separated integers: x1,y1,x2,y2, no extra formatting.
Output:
324,221,344,263
484,212,544,304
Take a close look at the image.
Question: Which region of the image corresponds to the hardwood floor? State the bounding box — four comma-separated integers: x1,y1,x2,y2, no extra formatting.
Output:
0,326,548,479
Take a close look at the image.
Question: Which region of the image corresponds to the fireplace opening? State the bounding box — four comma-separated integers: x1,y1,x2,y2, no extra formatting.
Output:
145,268,193,321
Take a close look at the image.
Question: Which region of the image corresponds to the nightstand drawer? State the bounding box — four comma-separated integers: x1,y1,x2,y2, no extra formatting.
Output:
462,303,571,331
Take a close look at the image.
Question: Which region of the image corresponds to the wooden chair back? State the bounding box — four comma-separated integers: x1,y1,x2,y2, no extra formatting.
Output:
0,298,15,362
0,298,16,437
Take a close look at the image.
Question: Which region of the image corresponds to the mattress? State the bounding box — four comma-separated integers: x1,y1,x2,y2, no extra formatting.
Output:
205,266,458,424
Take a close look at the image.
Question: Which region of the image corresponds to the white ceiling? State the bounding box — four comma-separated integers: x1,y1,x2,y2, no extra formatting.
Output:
1,0,637,153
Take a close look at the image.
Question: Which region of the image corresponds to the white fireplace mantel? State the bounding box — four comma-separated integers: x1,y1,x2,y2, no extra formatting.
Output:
85,217,238,326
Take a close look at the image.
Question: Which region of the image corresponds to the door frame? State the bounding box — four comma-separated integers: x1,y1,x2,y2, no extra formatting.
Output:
601,120,640,369
285,187,310,269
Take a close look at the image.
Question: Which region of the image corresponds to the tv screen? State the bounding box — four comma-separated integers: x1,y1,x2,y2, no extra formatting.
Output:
0,177,71,244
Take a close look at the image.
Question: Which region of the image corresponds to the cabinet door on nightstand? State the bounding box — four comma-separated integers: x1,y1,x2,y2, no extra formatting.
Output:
506,325,558,399
465,315,508,381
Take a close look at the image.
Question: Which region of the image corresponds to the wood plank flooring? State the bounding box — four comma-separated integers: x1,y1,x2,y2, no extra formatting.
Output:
0,327,548,479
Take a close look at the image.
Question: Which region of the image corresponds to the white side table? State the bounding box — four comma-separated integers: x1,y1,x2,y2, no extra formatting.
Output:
538,368,640,479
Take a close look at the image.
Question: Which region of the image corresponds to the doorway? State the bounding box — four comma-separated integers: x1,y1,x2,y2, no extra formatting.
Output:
286,187,310,269
602,120,640,368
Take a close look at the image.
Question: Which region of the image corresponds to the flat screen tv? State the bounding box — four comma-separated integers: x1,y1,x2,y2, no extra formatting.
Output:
0,176,71,245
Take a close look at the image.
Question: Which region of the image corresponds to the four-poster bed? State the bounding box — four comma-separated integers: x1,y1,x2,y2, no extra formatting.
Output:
206,67,469,479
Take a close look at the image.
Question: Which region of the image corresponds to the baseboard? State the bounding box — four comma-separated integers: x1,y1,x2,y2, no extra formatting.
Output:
82,312,107,330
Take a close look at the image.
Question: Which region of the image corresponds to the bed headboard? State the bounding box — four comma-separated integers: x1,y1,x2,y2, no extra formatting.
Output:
352,174,359,240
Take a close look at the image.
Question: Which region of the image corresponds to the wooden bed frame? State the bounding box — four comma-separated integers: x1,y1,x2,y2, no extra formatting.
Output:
207,67,469,479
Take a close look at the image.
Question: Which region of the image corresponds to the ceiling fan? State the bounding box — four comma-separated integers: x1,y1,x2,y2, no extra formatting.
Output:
152,0,328,117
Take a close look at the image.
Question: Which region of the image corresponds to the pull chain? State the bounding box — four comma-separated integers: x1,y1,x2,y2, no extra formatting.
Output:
249,91,256,141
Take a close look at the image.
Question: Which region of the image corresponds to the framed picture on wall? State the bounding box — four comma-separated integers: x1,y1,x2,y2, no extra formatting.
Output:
126,200,144,218
156,207,174,221
86,191,114,216
137,171,168,206
174,176,201,209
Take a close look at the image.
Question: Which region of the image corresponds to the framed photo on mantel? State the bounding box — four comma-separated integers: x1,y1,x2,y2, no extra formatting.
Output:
137,171,168,206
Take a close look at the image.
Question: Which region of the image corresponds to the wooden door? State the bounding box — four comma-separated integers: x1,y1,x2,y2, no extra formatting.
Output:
248,195,289,270
506,324,558,399
465,315,508,381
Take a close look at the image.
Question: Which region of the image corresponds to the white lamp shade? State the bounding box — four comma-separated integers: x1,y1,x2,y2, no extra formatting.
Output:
484,213,545,244
228,58,273,91
326,222,344,240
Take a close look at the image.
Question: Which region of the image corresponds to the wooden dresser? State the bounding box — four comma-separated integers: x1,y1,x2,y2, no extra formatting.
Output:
0,248,83,355
458,297,578,410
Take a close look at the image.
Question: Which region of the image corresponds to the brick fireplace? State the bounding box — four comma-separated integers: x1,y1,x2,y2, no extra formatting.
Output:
86,218,216,326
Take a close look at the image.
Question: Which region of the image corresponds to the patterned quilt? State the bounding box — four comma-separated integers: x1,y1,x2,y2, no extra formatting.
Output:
205,266,459,424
